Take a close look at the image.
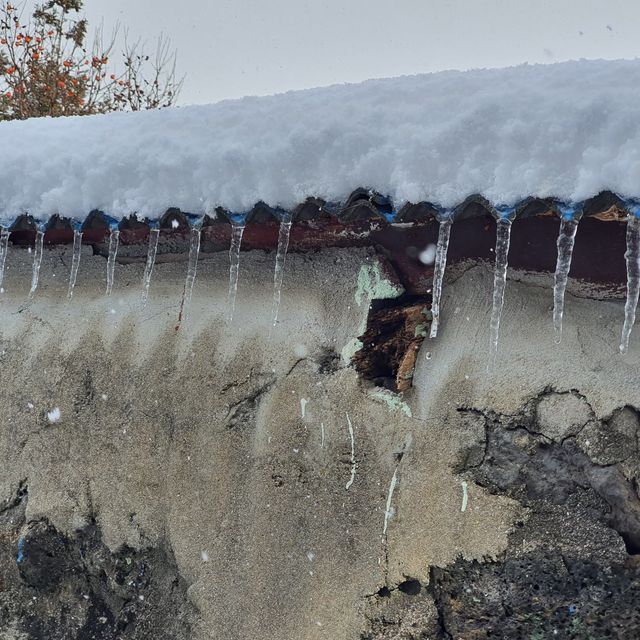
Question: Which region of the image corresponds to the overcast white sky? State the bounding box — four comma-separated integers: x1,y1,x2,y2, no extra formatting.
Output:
32,0,640,105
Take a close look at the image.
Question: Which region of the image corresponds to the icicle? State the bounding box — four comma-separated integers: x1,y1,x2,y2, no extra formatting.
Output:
488,208,515,370
0,227,10,292
105,225,120,296
620,209,640,354
430,212,454,338
175,219,203,329
552,204,581,343
28,225,45,299
184,226,202,310
227,218,246,322
271,212,293,327
141,224,160,306
67,225,83,300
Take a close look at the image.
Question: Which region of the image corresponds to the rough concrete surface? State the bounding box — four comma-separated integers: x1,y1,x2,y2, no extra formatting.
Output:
0,242,638,639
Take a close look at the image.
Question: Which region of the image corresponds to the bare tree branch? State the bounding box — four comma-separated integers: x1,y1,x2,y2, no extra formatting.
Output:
0,0,183,120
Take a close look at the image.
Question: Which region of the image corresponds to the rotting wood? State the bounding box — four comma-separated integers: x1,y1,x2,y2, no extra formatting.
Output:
353,300,430,393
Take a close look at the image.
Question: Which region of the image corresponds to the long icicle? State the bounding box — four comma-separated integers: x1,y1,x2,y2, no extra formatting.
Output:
271,213,293,327
488,212,514,370
175,223,202,329
105,226,120,296
0,227,10,292
552,209,580,343
184,225,202,311
430,215,453,338
141,225,160,306
67,227,83,300
228,221,245,322
28,226,45,299
620,212,640,354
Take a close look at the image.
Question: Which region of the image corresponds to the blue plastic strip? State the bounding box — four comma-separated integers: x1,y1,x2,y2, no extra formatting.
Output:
7,194,640,226
434,206,455,223
381,210,398,223
185,213,204,228
16,537,25,564
102,214,120,231
556,202,580,221
227,212,249,226
494,205,516,221
623,198,640,219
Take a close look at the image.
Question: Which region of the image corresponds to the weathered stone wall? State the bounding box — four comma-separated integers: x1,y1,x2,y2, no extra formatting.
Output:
0,242,638,639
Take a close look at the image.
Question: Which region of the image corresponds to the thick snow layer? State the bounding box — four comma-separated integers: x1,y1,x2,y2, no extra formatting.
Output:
1,58,639,223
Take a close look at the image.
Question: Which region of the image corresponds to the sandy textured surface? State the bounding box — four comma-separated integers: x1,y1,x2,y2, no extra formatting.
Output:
0,242,637,638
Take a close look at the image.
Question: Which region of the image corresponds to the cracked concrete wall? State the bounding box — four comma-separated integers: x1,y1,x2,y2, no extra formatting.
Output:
0,242,638,639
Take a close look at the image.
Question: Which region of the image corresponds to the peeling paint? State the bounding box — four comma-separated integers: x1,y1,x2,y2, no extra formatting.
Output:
370,389,412,418
461,480,469,513
345,413,356,490
414,323,429,338
342,259,404,366
300,398,308,418
355,262,404,307
382,467,399,538
340,337,363,364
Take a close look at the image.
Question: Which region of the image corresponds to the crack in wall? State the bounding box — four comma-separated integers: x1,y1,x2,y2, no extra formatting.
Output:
225,373,276,430
362,391,640,638
459,394,640,553
0,480,27,516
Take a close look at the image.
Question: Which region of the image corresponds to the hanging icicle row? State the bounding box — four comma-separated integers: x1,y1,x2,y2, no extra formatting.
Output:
1,196,636,358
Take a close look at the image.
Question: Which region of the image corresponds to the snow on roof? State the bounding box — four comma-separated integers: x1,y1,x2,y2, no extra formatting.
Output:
0,58,639,223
